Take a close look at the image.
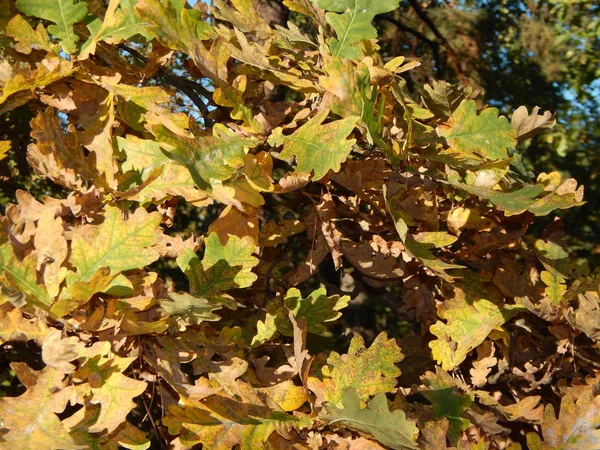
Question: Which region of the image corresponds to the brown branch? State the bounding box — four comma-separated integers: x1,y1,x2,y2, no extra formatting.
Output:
406,0,468,85
118,44,214,127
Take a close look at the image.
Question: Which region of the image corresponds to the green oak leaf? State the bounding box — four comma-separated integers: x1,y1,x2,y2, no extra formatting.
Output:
135,0,212,53
429,272,521,370
269,110,358,180
323,389,418,449
176,233,258,308
315,0,400,59
421,370,473,445
15,0,88,54
152,124,255,190
70,206,162,282
161,292,222,328
438,99,516,162
283,287,350,334
324,332,403,406
253,287,350,344
116,134,203,204
448,171,584,217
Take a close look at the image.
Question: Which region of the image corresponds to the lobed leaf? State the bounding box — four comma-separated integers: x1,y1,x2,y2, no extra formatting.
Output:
323,388,419,449
15,0,87,53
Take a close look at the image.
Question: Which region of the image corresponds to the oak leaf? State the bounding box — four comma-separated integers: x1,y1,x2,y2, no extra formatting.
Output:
429,273,519,370
15,0,87,53
0,363,82,449
315,0,400,59
269,110,358,180
323,388,418,450
438,99,516,162
526,387,600,449
320,332,403,407
163,380,312,450
177,233,258,307
70,206,162,282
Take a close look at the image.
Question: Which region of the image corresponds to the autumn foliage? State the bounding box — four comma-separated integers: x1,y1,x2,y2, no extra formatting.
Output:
0,0,598,449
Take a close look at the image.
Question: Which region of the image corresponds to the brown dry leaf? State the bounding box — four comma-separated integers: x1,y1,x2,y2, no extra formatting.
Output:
341,238,404,281
317,192,343,269
0,304,49,344
41,328,86,374
290,313,312,386
469,341,497,387
526,386,600,448
259,219,306,247
33,208,68,299
27,108,103,190
163,380,312,450
286,211,330,285
209,205,259,244
566,290,600,341
155,234,199,259
275,171,311,193
4,189,68,245
511,105,556,142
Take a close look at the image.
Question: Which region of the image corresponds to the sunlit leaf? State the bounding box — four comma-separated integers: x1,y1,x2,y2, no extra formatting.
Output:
320,332,403,407
0,364,82,449
177,233,258,307
429,273,521,370
15,0,87,53
163,380,312,450
152,123,255,190
0,243,52,307
315,0,400,59
438,99,516,162
526,386,600,449
70,206,162,282
269,110,358,180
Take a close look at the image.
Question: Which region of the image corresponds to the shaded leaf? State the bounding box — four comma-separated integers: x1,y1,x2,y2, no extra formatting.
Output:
161,292,222,329
421,370,472,445
324,388,418,449
64,404,150,450
512,105,556,142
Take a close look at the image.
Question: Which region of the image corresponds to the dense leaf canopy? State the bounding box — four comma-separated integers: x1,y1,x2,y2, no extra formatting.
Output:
0,0,598,449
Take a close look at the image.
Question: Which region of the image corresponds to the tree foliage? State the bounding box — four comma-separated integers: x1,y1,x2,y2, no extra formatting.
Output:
0,0,598,448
